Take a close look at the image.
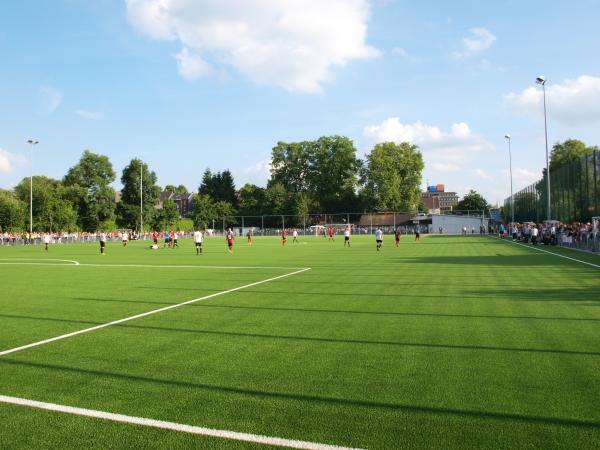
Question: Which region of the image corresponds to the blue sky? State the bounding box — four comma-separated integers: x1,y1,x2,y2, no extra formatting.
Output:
1,0,600,205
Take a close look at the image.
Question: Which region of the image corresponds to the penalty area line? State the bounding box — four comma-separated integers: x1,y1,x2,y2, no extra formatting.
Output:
0,395,362,450
0,268,310,358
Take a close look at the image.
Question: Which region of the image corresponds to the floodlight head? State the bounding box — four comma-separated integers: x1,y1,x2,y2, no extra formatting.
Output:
536,76,546,85
27,139,39,145
505,134,511,140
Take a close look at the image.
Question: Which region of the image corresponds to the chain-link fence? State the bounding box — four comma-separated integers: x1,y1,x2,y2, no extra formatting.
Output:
505,150,600,223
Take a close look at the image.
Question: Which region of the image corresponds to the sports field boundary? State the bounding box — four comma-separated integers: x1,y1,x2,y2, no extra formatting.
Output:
0,267,310,357
492,236,600,269
0,394,361,450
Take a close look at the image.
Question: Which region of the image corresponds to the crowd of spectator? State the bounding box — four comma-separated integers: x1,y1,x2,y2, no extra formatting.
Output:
498,221,599,252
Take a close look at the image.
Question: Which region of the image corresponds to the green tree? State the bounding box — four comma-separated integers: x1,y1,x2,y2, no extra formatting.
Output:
237,184,266,216
269,136,361,211
270,141,312,193
198,169,237,205
362,142,424,211
153,199,180,230
456,190,490,212
14,177,77,231
293,192,318,226
164,184,188,194
549,139,597,171
191,194,217,229
0,189,26,232
63,150,116,231
116,159,160,231
308,136,361,211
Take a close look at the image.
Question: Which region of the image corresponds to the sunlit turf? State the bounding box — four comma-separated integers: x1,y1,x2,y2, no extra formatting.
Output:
1,235,599,449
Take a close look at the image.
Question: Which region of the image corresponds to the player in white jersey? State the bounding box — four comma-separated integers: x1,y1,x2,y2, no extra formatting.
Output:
344,226,351,247
292,229,299,243
122,231,128,247
43,233,50,252
375,227,383,251
193,230,203,255
99,232,107,255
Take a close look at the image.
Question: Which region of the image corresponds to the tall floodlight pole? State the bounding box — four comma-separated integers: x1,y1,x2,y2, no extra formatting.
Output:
536,76,551,221
140,161,143,234
504,134,514,224
27,139,39,235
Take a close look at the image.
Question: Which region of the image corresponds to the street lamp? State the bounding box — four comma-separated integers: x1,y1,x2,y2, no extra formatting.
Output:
536,75,551,221
26,139,39,236
504,134,514,225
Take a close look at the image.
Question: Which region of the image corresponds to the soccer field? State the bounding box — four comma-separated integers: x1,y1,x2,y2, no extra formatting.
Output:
0,235,599,449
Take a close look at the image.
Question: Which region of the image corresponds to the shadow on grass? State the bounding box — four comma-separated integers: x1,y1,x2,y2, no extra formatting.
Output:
396,255,560,267
1,358,599,430
0,313,598,357
465,287,600,302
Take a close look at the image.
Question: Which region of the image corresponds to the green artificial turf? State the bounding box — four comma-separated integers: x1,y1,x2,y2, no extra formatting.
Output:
0,235,599,449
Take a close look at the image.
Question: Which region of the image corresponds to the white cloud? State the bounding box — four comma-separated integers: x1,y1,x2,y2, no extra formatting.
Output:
502,167,540,186
39,86,63,113
0,149,27,174
473,168,491,179
504,75,600,125
431,163,460,172
75,109,104,120
451,27,496,59
391,47,407,57
363,117,493,175
126,0,380,93
233,159,272,186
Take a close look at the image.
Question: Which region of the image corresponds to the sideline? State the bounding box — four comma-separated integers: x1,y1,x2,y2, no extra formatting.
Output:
0,395,360,450
0,268,310,357
492,236,600,269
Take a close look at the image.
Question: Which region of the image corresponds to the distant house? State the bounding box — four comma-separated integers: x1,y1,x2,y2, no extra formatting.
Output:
157,191,196,217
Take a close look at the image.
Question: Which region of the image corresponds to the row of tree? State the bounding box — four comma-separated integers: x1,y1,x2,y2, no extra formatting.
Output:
1,134,502,233
0,151,175,232
188,137,428,228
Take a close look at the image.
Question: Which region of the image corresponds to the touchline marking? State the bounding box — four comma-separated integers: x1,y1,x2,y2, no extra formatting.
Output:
0,395,361,450
0,268,311,357
495,237,600,269
0,261,305,270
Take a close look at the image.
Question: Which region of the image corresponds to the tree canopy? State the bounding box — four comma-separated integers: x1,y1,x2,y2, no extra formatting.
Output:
63,150,116,231
361,142,424,212
116,159,161,231
550,139,598,171
456,190,490,212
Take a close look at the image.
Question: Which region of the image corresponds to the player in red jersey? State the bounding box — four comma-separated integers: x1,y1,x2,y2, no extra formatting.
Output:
395,228,401,247
226,228,234,253
328,226,334,242
152,230,159,245
225,228,235,253
282,228,287,246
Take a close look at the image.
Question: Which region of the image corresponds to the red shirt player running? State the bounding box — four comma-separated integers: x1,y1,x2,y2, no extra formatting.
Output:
282,229,287,246
328,226,334,241
395,228,401,247
226,229,234,253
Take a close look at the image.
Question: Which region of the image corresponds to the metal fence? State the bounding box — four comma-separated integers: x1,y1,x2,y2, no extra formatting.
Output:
505,150,600,223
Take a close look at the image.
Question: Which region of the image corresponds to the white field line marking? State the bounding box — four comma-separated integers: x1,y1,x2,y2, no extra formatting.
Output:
0,258,79,265
0,268,310,357
0,395,362,450
0,261,305,270
494,237,600,269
